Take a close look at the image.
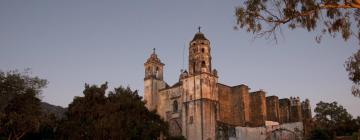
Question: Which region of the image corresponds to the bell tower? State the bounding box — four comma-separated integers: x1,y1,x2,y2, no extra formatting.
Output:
182,28,219,140
144,48,166,111
188,27,212,75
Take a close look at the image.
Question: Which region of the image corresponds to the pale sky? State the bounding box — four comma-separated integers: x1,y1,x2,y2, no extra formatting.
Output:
0,0,359,116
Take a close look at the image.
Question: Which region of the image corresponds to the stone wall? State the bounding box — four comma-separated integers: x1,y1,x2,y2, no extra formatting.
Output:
181,73,218,140
266,96,280,122
218,88,269,127
217,84,311,128
279,98,290,123
301,99,312,121
301,99,313,137
290,97,302,122
218,84,234,125
231,85,250,126
218,84,251,126
249,91,267,127
235,122,303,140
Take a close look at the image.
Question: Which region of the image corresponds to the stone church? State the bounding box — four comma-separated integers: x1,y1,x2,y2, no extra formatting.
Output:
144,30,312,140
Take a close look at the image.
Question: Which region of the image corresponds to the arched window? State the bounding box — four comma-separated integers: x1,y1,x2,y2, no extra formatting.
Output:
173,100,178,112
146,67,151,76
155,67,161,78
201,48,205,53
201,61,206,67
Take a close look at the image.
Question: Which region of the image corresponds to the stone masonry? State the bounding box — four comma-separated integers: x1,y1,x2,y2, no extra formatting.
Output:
143,30,312,140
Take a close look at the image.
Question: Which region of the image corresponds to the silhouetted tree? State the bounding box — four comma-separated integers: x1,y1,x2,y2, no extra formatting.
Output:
0,70,48,140
312,101,360,138
24,113,58,140
308,128,332,140
345,50,360,97
57,83,169,140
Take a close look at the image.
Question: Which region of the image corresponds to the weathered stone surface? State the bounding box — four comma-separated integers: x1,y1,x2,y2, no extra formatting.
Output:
249,91,267,127
235,122,303,140
290,97,303,122
143,31,311,140
266,96,280,122
279,98,291,123
218,84,233,124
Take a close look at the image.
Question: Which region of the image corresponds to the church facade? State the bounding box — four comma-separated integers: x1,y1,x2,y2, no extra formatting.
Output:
143,31,312,140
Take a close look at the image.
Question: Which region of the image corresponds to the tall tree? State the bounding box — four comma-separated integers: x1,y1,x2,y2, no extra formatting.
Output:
0,70,48,140
312,101,359,137
57,83,169,140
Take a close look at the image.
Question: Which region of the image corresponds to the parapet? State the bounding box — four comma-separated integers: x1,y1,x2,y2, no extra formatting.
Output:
279,98,291,123
266,96,280,122
301,99,311,110
289,96,301,106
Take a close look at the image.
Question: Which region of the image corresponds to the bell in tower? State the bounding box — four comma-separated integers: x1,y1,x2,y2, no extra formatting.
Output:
188,27,212,75
144,48,166,111
144,48,164,80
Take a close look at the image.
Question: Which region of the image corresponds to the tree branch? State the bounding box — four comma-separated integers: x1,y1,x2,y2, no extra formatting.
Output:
251,3,359,25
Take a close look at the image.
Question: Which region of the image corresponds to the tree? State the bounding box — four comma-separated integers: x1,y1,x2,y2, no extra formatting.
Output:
345,49,360,97
308,128,332,140
312,101,359,137
0,70,47,110
235,0,360,98
57,83,169,140
1,92,42,140
235,0,360,43
0,70,48,140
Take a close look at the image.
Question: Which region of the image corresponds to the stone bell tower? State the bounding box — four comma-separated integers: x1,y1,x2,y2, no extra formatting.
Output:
181,28,219,140
188,28,212,75
144,48,166,111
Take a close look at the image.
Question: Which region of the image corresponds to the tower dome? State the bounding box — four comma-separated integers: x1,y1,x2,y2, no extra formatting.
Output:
145,48,163,65
144,48,164,80
188,27,212,75
191,31,208,42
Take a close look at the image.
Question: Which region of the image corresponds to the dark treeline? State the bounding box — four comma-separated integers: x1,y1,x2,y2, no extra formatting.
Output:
0,70,185,140
1,70,359,140
308,101,360,139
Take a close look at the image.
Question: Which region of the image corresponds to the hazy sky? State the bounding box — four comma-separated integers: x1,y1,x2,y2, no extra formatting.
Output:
1,0,359,116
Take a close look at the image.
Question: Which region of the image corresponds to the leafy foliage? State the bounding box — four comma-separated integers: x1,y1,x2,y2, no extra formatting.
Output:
308,128,332,140
235,0,360,43
0,70,47,110
312,101,360,137
57,83,169,140
345,49,360,97
0,70,48,140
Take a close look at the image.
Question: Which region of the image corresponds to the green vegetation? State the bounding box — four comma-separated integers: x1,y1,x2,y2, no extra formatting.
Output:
0,70,48,140
57,83,168,140
0,70,172,140
235,0,360,98
234,0,360,43
308,101,360,139
345,50,360,97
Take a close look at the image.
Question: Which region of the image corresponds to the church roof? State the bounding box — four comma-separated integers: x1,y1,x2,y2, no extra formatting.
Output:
159,81,182,91
145,49,164,65
171,81,182,87
191,32,208,42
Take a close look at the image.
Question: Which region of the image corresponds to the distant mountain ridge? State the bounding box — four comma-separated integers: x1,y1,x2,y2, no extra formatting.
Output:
40,102,66,119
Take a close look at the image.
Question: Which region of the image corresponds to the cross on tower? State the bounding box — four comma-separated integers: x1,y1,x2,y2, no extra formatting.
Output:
152,48,156,54
198,26,201,32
